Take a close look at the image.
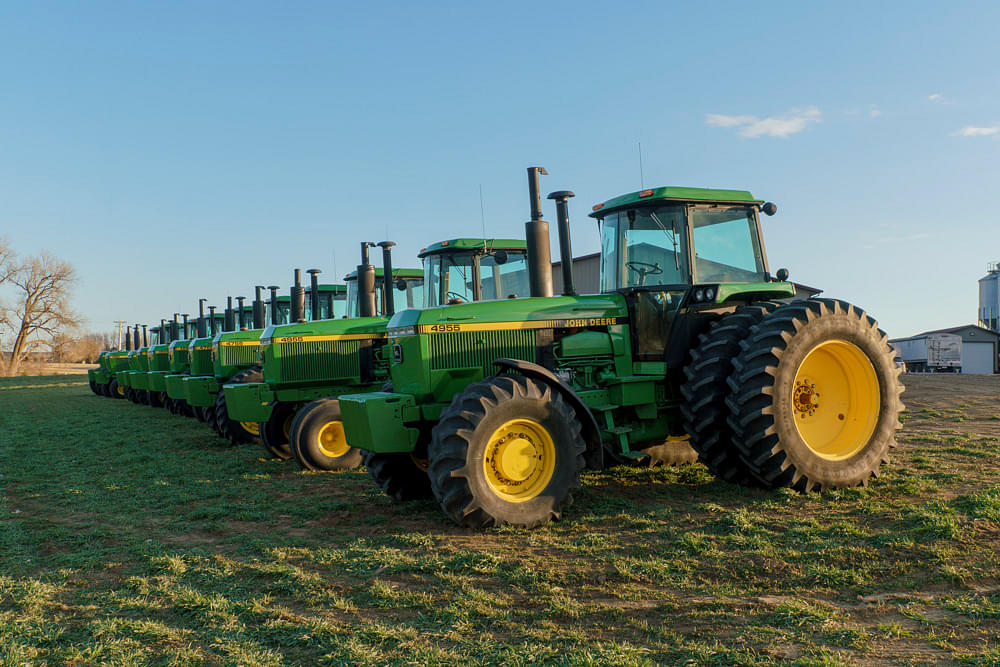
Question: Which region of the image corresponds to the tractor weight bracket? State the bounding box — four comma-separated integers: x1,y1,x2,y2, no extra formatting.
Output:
493,358,604,470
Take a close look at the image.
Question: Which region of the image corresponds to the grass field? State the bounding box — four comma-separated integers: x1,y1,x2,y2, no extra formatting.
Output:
2,374,999,665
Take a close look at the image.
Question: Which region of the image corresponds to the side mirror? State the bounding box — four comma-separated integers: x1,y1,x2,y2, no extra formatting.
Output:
776,268,789,281
395,279,408,291
761,202,777,216
492,249,508,265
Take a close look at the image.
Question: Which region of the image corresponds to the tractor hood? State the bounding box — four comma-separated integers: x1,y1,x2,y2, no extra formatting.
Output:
387,293,629,335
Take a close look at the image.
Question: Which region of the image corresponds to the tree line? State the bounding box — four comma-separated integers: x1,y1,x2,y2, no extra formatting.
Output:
0,237,108,376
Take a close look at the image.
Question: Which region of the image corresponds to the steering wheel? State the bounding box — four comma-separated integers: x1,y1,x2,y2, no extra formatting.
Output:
446,291,468,303
626,260,663,275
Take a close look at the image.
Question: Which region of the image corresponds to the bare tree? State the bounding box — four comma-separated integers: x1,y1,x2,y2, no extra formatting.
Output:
1,252,79,376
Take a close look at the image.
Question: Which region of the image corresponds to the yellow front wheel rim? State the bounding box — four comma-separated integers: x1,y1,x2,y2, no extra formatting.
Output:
792,339,880,461
317,420,350,458
116,384,125,396
482,418,556,502
241,421,260,436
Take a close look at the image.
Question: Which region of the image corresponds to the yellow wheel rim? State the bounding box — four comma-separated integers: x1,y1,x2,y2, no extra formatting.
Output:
241,421,261,436
116,384,125,396
317,420,350,458
482,418,556,503
282,414,293,439
792,339,880,461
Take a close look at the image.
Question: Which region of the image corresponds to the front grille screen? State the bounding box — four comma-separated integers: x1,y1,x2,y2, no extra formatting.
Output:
278,339,361,382
429,330,536,374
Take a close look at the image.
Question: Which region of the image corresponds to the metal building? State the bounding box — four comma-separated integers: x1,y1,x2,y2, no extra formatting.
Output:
891,326,999,374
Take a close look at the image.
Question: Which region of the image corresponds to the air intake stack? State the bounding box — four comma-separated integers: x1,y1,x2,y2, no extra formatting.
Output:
378,241,396,317
268,286,280,324
224,297,235,332
307,269,322,320
548,190,577,296
236,297,247,329
208,306,218,335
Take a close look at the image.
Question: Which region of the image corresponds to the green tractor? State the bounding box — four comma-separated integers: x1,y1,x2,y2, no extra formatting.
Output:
184,273,355,445
145,315,199,408
223,254,424,457
225,238,527,471
115,325,145,403
87,351,111,395
163,304,228,420
338,168,904,528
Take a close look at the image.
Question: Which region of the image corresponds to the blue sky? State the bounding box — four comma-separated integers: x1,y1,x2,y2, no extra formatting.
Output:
1,1,997,339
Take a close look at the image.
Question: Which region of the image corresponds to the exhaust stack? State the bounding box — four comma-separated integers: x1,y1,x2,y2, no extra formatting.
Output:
142,325,148,347
525,167,554,298
236,297,247,330
181,314,190,339
308,269,322,320
125,328,132,351
253,286,266,329
197,299,207,337
171,314,180,342
291,269,306,323
208,306,218,335
160,320,167,345
547,190,577,296
268,286,280,324
357,242,377,318
377,241,396,317
224,297,235,332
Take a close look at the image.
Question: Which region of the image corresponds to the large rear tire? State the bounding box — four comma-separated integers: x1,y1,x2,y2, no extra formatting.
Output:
148,390,164,408
289,399,364,471
260,402,296,460
428,376,585,529
680,302,780,484
215,369,263,445
726,298,904,491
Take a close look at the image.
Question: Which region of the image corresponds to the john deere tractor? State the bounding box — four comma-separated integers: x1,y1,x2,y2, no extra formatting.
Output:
338,168,904,528
225,238,528,471
223,251,424,461
183,275,352,445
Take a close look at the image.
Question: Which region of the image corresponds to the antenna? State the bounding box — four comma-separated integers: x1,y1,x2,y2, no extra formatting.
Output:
638,141,645,189
479,184,486,238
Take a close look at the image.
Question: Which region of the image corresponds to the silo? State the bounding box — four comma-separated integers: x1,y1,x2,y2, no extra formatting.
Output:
980,262,1000,332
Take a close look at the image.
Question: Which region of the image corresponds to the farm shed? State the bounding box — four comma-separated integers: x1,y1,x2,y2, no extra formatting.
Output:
891,325,999,374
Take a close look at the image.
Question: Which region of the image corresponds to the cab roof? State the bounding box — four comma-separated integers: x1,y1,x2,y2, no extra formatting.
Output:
343,268,424,281
418,238,527,257
589,186,760,218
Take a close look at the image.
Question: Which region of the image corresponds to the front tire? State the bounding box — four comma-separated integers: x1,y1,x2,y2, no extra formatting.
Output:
260,402,296,461
289,399,364,471
108,378,125,399
428,376,585,529
215,369,263,445
726,298,904,491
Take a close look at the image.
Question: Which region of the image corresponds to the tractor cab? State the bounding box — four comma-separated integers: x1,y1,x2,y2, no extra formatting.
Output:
344,268,424,317
419,239,530,306
589,188,779,363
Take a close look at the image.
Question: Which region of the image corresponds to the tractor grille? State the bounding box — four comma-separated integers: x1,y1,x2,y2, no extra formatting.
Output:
219,345,260,368
190,349,213,376
429,330,536,374
278,339,361,382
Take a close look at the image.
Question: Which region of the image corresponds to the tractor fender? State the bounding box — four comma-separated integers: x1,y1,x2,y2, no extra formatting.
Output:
493,358,604,470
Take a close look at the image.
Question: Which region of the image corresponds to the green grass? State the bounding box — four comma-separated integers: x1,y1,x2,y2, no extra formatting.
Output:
2,376,1000,664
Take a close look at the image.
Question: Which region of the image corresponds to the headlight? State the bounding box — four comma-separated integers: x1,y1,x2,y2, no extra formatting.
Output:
704,287,715,301
694,288,705,302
